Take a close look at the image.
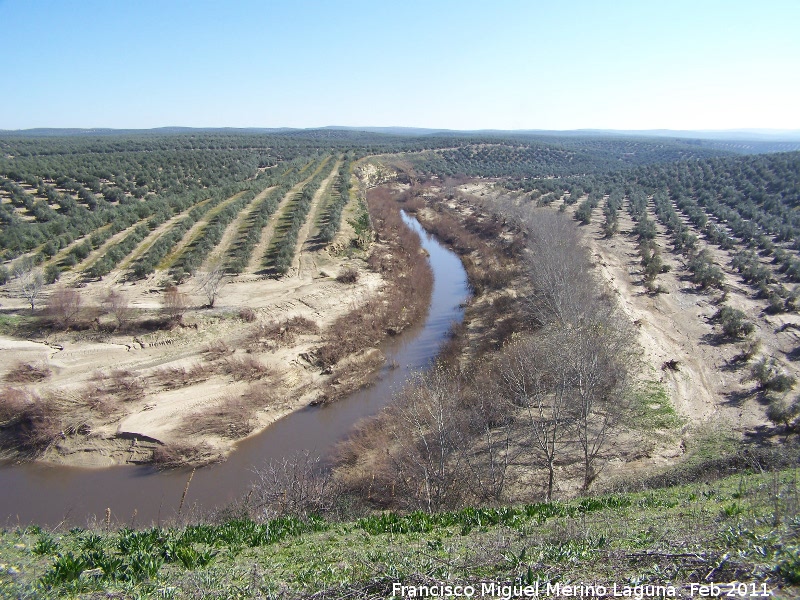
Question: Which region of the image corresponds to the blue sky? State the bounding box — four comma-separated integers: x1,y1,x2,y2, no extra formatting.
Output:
1,0,798,130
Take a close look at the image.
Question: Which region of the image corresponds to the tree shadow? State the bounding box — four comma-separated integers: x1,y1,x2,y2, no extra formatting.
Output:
700,331,734,347
305,233,329,253
742,424,786,445
721,387,757,408
721,355,750,373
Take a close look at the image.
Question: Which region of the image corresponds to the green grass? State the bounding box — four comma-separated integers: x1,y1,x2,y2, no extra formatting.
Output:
0,313,28,335
1,470,799,598
630,380,685,430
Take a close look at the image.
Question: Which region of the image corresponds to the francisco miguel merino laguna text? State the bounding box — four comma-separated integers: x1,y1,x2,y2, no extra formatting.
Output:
392,581,680,598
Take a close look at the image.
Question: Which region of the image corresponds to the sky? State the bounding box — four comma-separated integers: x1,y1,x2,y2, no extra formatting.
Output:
1,0,798,131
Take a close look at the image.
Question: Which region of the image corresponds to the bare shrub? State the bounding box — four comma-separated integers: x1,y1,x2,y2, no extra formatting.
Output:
17,407,62,454
150,442,219,469
152,366,188,389
162,285,189,322
196,264,227,308
13,257,45,310
102,288,132,330
223,356,272,381
80,384,118,417
238,307,257,322
182,396,255,439
45,286,82,329
0,387,29,424
413,197,523,276
86,369,144,402
459,369,519,502
203,340,233,361
243,381,278,407
0,390,62,455
110,369,145,402
318,187,433,367
336,267,359,284
246,316,319,350
335,367,470,511
285,315,319,334
5,362,51,383
251,452,337,519
152,363,212,389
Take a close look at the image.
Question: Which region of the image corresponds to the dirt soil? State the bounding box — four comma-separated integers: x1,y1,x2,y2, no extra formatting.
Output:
452,180,798,487
0,180,385,467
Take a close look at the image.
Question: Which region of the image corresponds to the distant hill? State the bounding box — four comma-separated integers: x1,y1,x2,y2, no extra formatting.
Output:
2,126,798,153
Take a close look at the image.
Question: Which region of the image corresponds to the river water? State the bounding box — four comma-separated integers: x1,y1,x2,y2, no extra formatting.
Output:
0,213,469,527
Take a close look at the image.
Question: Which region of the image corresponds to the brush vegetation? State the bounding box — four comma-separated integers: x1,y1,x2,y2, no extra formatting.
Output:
1,468,798,598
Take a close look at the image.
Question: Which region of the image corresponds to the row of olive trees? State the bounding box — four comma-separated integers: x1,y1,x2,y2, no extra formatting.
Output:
266,157,337,275
224,158,318,273
318,157,353,244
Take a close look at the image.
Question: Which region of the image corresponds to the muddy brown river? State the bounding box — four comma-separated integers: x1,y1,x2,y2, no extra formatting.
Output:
0,214,469,526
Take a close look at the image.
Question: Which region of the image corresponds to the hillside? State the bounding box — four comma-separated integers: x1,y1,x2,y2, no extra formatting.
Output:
1,132,799,596
0,468,797,598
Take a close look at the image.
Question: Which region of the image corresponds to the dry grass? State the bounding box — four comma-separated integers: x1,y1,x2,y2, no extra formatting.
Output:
222,356,273,381
0,388,62,455
180,380,281,444
243,381,279,408
89,369,145,402
181,396,256,439
246,316,319,350
238,307,257,322
150,441,220,469
204,340,234,361
151,363,214,389
4,361,52,383
111,369,145,402
80,384,119,417
0,387,30,424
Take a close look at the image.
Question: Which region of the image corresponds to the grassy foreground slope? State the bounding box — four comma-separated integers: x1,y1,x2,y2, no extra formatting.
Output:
1,469,798,599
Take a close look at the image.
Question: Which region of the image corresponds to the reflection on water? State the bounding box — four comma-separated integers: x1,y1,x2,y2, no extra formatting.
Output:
0,213,469,526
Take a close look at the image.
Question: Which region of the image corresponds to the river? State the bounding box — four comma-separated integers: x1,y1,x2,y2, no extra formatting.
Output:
0,213,469,527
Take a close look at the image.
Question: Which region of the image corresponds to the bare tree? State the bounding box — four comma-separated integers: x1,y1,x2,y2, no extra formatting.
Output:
500,332,576,502
46,286,82,329
507,208,639,494
196,264,227,308
13,257,45,310
102,288,132,330
462,369,519,502
251,452,335,519
162,285,189,322
522,210,596,327
565,309,635,492
383,367,468,512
